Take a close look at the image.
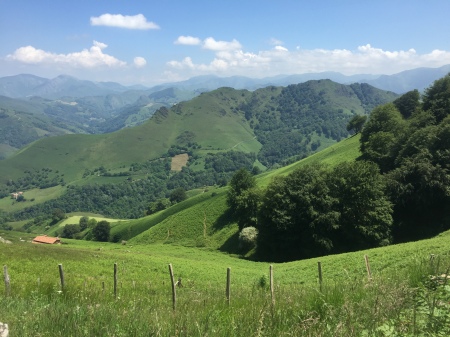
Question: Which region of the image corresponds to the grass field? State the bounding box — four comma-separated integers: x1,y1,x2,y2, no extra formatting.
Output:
1,229,450,336
0,185,66,213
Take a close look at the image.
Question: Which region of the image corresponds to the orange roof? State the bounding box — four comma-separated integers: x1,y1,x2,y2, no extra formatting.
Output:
32,235,61,244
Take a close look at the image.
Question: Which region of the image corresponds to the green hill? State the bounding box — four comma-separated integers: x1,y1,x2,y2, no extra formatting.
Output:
109,135,361,251
0,81,395,184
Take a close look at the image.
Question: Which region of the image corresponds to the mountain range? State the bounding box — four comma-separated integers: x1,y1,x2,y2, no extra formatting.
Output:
1,64,449,100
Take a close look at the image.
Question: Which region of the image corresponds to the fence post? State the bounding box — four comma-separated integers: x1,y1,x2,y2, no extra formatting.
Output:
3,265,10,296
364,255,372,281
168,264,176,311
318,261,323,292
226,267,231,305
114,263,118,298
58,264,65,291
269,265,275,305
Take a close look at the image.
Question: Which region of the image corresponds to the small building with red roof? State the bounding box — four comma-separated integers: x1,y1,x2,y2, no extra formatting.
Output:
32,235,61,245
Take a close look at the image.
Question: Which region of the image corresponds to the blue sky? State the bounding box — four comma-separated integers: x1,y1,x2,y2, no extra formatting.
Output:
1,0,450,86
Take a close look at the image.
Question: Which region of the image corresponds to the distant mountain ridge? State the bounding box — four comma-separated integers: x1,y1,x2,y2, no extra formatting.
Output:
0,74,146,99
1,65,448,100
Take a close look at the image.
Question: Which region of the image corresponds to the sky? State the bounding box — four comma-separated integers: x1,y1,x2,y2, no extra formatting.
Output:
1,0,450,86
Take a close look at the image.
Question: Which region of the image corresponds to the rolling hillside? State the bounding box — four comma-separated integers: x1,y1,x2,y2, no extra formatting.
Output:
105,135,362,250
0,81,395,185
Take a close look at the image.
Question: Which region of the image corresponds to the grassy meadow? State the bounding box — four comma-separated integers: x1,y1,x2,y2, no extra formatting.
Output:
1,229,450,336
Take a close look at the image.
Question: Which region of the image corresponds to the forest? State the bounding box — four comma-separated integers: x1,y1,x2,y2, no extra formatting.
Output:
228,75,450,262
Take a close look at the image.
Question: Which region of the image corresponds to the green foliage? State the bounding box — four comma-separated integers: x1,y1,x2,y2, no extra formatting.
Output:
328,161,393,251
51,208,65,224
87,218,97,228
346,114,367,134
79,216,89,230
169,187,187,203
257,161,393,261
360,75,450,243
360,103,406,172
393,89,420,119
422,73,450,123
227,168,261,230
61,223,81,239
147,198,171,215
92,220,110,242
257,163,338,261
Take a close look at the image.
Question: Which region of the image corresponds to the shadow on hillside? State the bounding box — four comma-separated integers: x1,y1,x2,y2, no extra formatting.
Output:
212,208,234,230
219,231,240,254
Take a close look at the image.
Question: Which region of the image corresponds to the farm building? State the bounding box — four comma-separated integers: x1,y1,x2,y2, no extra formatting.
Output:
32,235,61,245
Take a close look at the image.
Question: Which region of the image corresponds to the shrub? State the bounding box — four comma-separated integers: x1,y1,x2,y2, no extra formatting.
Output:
239,226,258,250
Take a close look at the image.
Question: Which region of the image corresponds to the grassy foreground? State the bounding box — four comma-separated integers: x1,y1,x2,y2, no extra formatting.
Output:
1,230,450,336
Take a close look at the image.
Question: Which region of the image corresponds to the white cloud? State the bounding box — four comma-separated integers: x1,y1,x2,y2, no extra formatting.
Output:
7,41,127,68
167,57,195,69
90,13,160,30
274,46,288,52
134,57,147,68
174,36,201,45
202,37,242,51
168,42,450,79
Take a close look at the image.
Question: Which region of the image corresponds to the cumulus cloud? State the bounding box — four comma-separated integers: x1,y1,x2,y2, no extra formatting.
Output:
168,41,450,78
7,41,127,68
174,36,201,45
90,13,159,30
134,57,147,68
202,37,242,51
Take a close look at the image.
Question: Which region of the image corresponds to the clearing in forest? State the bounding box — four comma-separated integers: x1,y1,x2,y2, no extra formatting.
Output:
171,153,189,171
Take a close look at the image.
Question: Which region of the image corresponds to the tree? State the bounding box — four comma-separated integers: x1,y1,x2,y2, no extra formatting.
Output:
385,150,450,241
422,74,450,123
51,208,66,225
360,103,406,172
87,218,97,228
327,161,393,251
393,89,420,119
257,163,339,261
79,216,89,230
169,187,187,203
92,220,110,242
346,115,367,134
147,198,171,215
227,168,260,230
61,224,81,239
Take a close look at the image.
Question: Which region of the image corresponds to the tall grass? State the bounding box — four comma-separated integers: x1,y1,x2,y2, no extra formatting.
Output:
1,236,450,336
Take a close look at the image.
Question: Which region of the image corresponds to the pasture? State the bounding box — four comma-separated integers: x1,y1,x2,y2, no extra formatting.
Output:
1,229,450,336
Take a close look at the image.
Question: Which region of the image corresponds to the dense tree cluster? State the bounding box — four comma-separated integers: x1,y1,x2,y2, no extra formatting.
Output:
0,168,65,198
359,75,450,241
7,150,256,220
251,162,392,261
228,74,450,261
239,81,395,167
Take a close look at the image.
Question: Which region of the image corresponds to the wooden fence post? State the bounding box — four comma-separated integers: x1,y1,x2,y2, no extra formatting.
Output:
114,263,118,298
58,264,65,291
168,264,176,311
318,261,323,292
364,255,372,281
3,265,10,296
270,265,275,305
226,267,231,305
